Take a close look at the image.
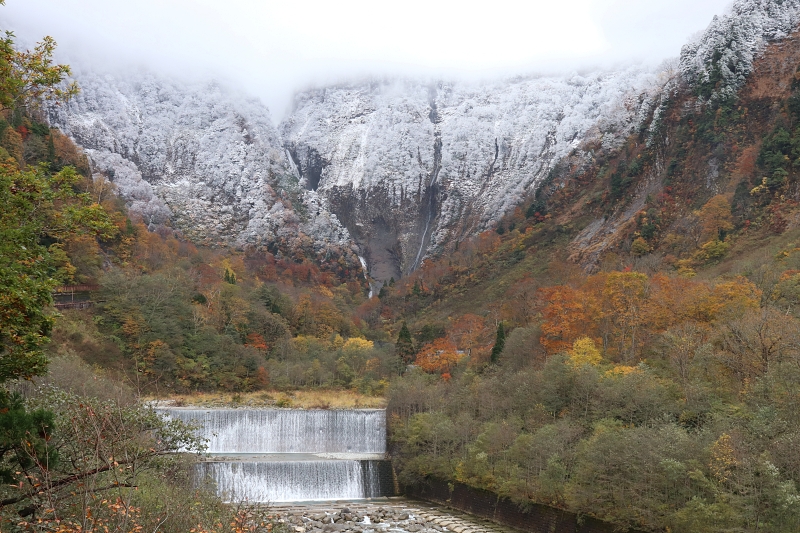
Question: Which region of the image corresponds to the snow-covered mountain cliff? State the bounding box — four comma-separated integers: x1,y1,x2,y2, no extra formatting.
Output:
680,0,800,103
281,70,660,280
52,68,660,281
47,71,352,253
48,0,800,282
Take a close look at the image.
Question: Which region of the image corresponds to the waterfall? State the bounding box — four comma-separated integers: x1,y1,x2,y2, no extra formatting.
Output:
163,408,385,454
357,255,374,299
164,408,393,502
411,88,442,273
197,460,389,502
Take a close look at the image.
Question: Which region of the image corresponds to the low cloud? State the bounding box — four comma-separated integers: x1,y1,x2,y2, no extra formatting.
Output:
1,0,732,121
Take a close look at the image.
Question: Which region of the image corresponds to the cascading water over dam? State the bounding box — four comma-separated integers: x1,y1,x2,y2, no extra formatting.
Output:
161,408,394,502
196,460,391,502
166,409,386,454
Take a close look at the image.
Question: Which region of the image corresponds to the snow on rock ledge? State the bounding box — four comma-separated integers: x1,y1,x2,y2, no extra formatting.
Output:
44,0,800,283
281,69,659,279
48,70,352,251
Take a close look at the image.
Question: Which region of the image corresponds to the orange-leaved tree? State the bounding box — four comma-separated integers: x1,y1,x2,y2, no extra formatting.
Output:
601,271,649,362
415,338,464,376
539,285,600,355
697,194,734,242
449,313,491,359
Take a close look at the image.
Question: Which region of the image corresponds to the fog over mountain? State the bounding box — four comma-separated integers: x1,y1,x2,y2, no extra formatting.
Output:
2,0,731,117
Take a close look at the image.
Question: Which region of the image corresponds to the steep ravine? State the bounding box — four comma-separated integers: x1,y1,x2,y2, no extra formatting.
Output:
411,88,443,273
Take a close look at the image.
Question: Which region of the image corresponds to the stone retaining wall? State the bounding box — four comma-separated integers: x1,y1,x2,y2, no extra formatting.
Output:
405,478,647,533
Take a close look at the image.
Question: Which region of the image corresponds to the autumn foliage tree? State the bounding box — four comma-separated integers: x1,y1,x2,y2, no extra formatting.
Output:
415,338,464,376
539,285,600,354
448,314,491,361
0,27,78,113
601,272,649,362
0,7,92,383
539,271,761,363
698,195,734,242
568,337,602,367
1,157,116,386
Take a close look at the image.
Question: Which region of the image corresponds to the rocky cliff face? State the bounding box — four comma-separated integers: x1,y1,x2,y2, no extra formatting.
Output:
53,68,661,282
47,71,352,255
281,70,660,281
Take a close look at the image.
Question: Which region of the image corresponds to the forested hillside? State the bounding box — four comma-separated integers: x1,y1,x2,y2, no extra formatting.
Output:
3,94,393,399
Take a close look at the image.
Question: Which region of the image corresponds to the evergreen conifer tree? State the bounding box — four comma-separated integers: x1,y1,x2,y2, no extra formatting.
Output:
412,280,422,297
396,322,415,365
490,322,506,364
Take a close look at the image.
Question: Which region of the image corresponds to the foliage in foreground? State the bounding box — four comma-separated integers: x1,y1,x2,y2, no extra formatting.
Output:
0,379,297,533
0,386,197,529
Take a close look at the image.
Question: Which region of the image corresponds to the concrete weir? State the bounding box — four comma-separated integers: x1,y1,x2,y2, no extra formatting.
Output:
159,408,394,502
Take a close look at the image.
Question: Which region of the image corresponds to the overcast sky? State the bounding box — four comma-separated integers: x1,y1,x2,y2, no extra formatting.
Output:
1,0,732,120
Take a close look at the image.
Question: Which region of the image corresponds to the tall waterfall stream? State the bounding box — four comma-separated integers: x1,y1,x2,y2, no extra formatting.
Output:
161,408,392,502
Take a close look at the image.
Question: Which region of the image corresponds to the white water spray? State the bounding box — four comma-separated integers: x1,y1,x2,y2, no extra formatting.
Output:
197,460,386,502
163,408,386,454
163,408,391,502
358,255,374,298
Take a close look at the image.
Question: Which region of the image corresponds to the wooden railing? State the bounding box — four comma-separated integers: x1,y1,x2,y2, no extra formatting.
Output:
53,285,99,294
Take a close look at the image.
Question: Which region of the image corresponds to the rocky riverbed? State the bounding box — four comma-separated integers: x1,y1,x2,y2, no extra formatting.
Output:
270,499,519,533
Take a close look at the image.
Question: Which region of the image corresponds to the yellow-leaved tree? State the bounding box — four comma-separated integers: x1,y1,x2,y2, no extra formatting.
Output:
568,337,602,367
